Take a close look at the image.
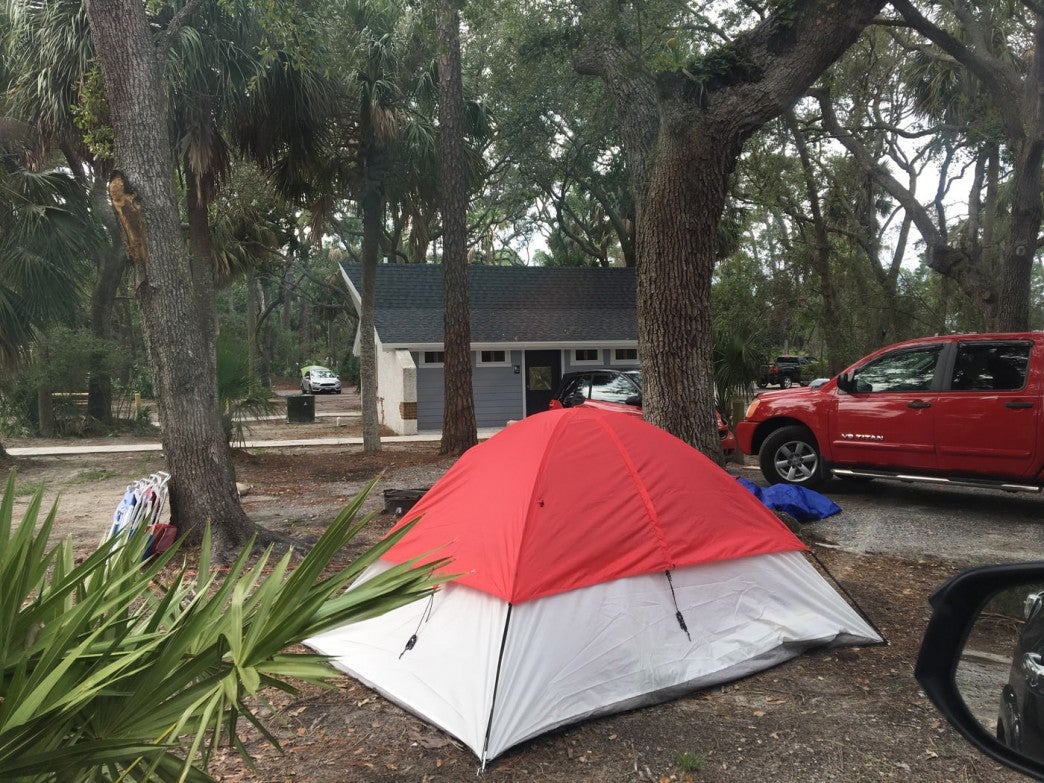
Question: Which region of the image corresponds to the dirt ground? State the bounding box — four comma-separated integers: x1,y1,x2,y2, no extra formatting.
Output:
1,401,1028,783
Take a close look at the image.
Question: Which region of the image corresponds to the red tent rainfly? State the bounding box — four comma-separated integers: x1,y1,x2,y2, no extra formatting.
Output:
384,407,805,602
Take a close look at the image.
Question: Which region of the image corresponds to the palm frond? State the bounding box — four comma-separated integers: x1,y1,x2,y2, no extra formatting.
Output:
0,473,448,781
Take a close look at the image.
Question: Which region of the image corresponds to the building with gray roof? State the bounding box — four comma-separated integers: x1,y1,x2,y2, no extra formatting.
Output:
341,263,638,433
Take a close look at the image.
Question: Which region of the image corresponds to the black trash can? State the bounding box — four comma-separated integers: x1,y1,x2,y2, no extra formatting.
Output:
286,394,315,423
383,488,431,516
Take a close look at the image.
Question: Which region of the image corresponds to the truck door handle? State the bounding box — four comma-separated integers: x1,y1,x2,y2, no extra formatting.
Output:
1005,401,1034,409
907,401,931,409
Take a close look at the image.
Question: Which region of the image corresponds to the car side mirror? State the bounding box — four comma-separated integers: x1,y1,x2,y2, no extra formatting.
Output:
625,394,642,407
564,393,586,408
915,562,1044,781
836,372,854,393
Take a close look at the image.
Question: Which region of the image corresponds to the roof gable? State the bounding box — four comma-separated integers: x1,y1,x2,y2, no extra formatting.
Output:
341,263,636,345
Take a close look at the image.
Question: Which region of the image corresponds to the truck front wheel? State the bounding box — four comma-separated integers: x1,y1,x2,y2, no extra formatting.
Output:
760,425,825,487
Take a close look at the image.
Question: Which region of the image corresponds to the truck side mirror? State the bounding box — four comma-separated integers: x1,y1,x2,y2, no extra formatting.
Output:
564,393,586,408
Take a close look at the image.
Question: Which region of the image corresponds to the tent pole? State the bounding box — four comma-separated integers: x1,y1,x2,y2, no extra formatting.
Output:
480,603,513,770
806,550,889,644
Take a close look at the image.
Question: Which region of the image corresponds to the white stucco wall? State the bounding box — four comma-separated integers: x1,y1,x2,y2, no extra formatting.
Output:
376,345,417,435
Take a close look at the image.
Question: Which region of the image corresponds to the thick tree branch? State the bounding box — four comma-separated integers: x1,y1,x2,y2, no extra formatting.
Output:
888,0,1025,138
659,0,887,137
815,89,998,306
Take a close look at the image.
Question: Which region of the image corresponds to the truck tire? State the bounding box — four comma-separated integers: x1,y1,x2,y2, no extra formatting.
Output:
760,425,825,487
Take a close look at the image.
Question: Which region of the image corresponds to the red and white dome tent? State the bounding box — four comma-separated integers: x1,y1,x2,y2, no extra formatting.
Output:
308,407,881,766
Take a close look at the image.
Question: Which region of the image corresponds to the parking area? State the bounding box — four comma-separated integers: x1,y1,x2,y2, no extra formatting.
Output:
766,469,1044,565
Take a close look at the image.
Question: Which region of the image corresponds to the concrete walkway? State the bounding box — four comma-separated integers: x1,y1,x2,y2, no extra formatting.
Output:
6,428,504,457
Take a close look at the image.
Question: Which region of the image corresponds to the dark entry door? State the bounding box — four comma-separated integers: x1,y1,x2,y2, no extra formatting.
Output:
524,350,561,416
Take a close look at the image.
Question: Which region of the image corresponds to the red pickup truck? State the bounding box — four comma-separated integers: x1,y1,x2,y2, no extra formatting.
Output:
737,333,1042,491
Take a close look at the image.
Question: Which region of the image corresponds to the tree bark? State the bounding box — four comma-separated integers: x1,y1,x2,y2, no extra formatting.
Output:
1000,7,1044,330
246,273,261,378
637,124,740,459
83,0,255,555
437,0,478,456
359,189,383,452
37,386,55,438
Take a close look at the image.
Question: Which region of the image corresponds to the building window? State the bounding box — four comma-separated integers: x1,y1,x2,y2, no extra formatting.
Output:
477,349,509,366
572,348,601,365
611,348,638,365
420,350,445,366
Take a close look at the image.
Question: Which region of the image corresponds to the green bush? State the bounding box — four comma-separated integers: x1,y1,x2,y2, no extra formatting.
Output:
0,475,445,782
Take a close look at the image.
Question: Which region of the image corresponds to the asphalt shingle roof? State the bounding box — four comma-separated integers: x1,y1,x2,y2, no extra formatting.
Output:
341,263,636,345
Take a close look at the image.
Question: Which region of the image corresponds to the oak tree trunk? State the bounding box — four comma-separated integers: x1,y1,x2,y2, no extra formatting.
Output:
437,0,477,456
638,124,742,460
83,0,255,555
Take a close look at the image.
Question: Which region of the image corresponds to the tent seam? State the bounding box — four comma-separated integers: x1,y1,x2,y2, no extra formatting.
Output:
592,412,674,570
512,414,573,603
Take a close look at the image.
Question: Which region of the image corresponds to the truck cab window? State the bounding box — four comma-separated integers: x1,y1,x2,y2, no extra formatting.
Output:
951,343,1030,392
853,346,942,393
590,372,637,403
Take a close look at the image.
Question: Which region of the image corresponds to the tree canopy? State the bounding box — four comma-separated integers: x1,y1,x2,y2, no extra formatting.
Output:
2,0,1043,539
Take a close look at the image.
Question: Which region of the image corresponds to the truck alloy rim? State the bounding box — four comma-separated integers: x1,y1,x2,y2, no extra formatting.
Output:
773,441,817,482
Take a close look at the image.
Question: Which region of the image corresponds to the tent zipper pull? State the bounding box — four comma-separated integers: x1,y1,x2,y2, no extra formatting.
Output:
665,570,691,641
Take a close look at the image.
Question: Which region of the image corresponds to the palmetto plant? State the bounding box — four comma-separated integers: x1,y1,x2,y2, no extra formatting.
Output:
0,474,446,782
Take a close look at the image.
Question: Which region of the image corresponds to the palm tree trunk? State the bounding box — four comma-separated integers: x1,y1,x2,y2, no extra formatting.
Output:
360,189,383,452
84,0,256,556
86,176,127,424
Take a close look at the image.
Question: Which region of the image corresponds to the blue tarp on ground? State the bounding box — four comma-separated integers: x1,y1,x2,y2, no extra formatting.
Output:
736,476,841,522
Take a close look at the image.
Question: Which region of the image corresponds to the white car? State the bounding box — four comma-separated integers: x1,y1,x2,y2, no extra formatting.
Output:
300,366,342,394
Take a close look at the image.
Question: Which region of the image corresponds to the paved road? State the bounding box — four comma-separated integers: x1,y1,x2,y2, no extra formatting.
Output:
6,428,503,457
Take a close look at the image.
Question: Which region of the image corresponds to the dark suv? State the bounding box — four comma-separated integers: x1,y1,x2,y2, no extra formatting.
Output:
548,368,736,457
757,355,819,389
998,587,1044,763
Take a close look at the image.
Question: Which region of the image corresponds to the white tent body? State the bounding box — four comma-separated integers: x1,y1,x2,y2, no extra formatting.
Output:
307,549,880,764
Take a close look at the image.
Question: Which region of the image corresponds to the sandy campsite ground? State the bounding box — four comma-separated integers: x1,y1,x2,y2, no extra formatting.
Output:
1,389,1030,782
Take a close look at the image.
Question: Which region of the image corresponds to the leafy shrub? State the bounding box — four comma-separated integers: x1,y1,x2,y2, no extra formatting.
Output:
0,374,37,437
0,475,444,782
